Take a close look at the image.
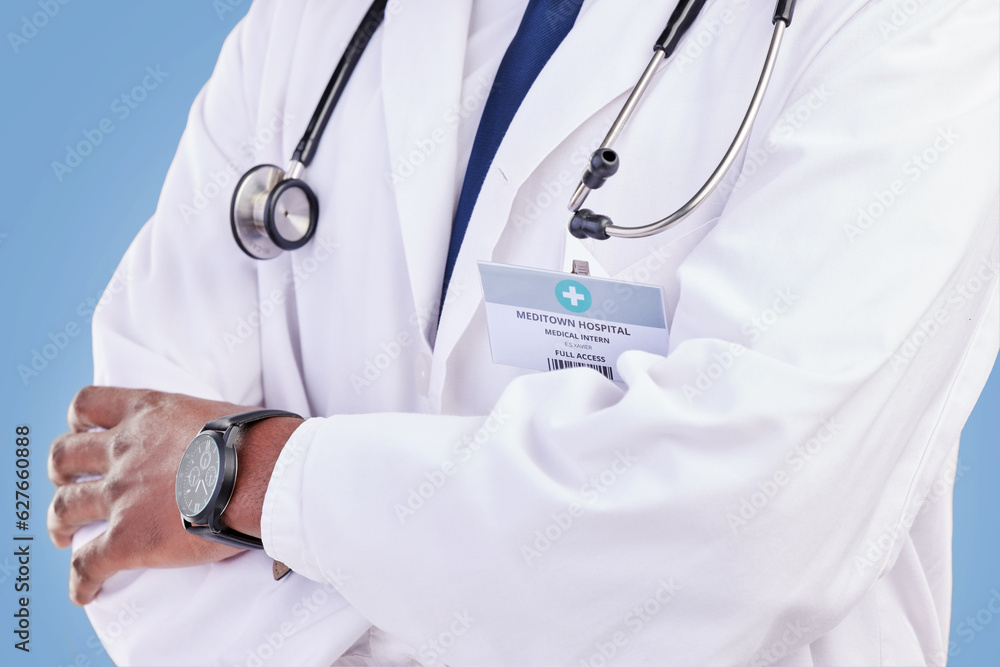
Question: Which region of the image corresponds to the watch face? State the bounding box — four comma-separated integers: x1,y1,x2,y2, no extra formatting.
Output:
175,433,222,520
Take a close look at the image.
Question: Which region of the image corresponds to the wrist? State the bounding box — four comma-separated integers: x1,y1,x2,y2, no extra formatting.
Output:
223,416,304,539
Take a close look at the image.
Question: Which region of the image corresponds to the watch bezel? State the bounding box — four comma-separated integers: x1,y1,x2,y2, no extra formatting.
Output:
175,430,237,526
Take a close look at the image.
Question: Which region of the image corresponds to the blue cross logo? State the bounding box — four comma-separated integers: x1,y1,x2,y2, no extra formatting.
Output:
555,279,592,313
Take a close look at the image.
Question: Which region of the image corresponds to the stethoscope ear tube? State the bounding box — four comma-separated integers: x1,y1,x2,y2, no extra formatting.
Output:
569,210,612,240
568,2,793,240
582,150,620,190
773,0,797,25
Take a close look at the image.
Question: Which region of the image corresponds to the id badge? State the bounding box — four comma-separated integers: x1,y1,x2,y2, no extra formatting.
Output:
478,262,670,383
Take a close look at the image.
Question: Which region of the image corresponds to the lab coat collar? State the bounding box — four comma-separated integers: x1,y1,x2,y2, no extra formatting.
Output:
380,0,474,347
430,0,679,405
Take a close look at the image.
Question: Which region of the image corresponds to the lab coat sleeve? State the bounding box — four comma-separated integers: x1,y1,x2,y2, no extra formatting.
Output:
261,4,1000,665
82,1,370,664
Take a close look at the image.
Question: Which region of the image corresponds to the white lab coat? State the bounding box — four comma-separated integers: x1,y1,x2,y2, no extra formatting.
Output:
80,0,1000,665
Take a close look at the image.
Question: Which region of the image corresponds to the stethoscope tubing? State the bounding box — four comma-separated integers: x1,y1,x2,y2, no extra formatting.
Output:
568,0,797,240
232,0,799,258
292,0,388,168
592,20,788,239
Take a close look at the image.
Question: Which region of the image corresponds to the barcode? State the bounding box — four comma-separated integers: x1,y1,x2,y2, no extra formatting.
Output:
546,357,615,381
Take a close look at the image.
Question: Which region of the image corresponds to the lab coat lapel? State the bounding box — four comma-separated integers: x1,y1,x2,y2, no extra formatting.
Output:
380,0,474,345
431,0,679,397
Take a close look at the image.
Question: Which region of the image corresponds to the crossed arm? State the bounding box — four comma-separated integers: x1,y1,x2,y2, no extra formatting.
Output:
46,386,302,605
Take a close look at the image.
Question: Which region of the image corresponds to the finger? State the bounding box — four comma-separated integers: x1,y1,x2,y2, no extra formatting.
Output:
47,479,110,549
67,386,147,432
48,431,111,485
68,528,119,606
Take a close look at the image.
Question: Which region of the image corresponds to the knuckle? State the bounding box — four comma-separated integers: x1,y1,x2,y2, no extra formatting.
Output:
70,552,90,583
47,492,74,548
108,432,131,459
47,436,69,477
103,474,128,503
103,520,132,562
134,389,164,412
68,386,96,423
51,490,69,518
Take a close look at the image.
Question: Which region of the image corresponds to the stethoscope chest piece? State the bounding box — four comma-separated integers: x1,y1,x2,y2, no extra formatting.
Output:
229,0,388,260
230,164,319,260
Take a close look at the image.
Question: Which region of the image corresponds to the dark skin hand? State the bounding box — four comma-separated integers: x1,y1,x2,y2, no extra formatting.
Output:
46,386,303,606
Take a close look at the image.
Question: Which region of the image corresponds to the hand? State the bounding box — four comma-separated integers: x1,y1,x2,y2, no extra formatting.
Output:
46,386,301,605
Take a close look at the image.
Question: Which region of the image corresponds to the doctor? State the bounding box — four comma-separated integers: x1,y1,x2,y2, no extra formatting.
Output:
47,0,998,665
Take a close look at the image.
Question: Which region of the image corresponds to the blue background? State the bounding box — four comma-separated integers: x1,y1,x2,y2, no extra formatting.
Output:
0,2,996,666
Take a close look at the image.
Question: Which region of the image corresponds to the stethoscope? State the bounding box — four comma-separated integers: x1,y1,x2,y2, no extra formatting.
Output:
231,0,797,259
231,0,388,259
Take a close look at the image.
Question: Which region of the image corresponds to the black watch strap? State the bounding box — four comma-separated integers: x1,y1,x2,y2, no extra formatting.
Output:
181,519,292,580
183,518,263,549
204,408,303,438
186,408,302,580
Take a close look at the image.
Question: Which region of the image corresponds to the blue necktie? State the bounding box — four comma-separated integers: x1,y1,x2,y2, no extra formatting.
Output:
441,0,585,300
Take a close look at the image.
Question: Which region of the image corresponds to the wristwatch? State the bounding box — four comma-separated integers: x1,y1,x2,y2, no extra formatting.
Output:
175,409,301,554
